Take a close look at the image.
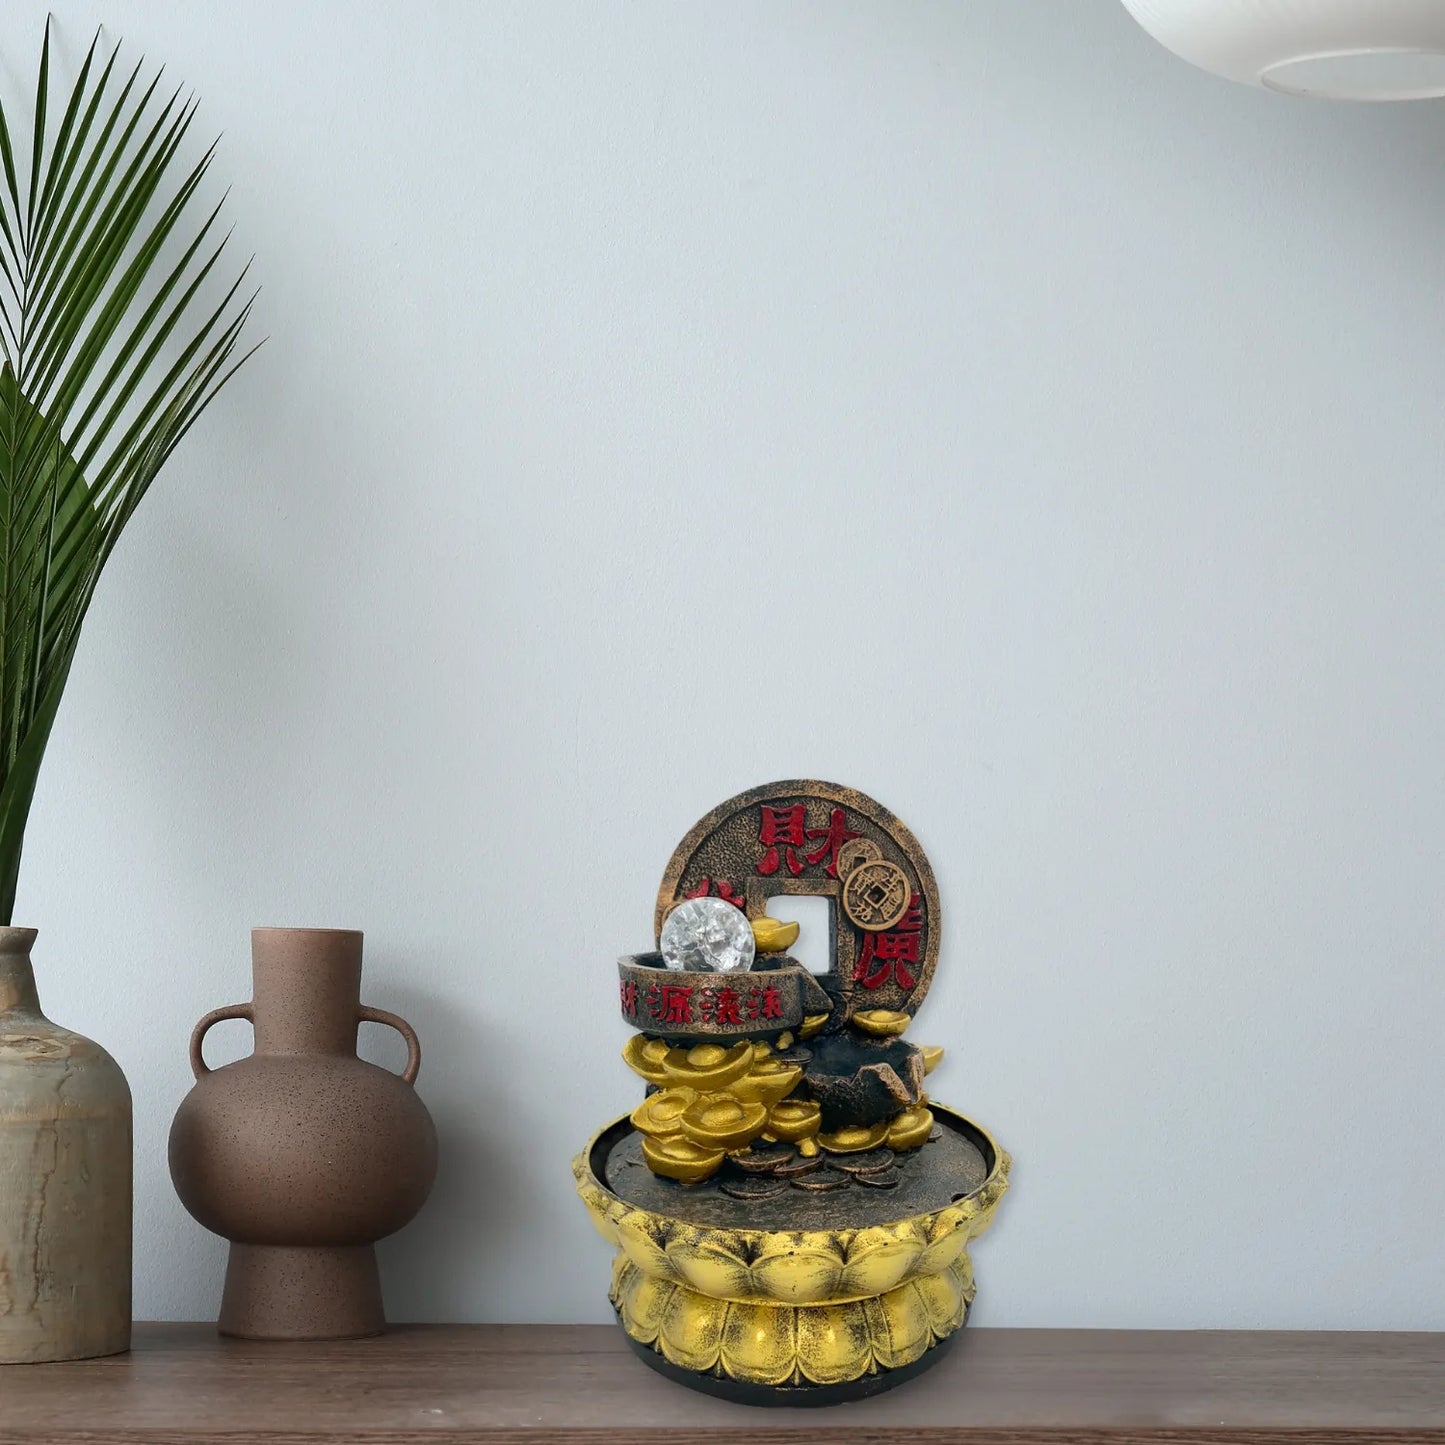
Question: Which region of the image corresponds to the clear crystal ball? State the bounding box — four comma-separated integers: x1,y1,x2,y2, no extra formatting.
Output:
660,897,757,973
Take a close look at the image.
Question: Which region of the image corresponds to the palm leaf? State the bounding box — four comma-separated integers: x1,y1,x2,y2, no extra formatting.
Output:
0,24,258,923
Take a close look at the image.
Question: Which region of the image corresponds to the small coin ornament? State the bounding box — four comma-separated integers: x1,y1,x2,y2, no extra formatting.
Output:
660,896,756,973
841,858,911,932
834,837,881,878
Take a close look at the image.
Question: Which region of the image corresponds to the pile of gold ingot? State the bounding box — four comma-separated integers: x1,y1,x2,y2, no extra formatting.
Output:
622,1026,946,1187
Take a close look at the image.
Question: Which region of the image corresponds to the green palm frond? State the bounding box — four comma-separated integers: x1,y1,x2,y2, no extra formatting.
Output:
0,23,258,922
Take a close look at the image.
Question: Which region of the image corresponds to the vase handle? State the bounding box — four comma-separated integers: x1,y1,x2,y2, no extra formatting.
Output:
358,1005,421,1086
189,1003,254,1080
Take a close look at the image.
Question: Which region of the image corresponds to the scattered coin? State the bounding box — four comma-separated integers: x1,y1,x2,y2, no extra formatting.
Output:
774,1151,824,1178
721,1174,788,1202
835,838,882,878
829,1148,896,1176
730,1145,795,1175
853,1167,902,1189
928,1125,943,1144
790,1171,850,1194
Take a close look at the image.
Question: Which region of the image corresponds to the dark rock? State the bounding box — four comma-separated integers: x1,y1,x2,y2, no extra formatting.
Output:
802,1032,926,1131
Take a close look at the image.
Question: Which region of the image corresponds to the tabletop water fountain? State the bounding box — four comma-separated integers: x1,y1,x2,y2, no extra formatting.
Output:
572,780,1010,1404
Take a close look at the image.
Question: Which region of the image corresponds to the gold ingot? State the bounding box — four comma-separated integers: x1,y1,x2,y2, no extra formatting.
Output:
630,1087,698,1138
750,917,800,953
852,1008,911,1038
818,1121,891,1153
661,1040,754,1092
730,1058,803,1108
641,1134,726,1185
798,1012,830,1040
621,1034,675,1085
680,1094,769,1151
887,1105,934,1151
920,1044,944,1074
766,1098,821,1143
775,1031,794,1050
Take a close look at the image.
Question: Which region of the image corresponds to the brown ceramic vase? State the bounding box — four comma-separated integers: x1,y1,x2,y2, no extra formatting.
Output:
168,928,437,1340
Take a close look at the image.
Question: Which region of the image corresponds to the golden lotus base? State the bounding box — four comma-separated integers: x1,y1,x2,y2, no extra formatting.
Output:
610,1251,974,1403
574,1104,1009,1404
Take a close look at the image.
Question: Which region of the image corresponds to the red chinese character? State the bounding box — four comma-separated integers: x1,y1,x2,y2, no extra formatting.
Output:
713,986,743,1026
804,807,860,878
619,979,639,1018
855,894,924,991
757,804,807,876
684,877,747,910
745,984,785,1021
651,983,693,1026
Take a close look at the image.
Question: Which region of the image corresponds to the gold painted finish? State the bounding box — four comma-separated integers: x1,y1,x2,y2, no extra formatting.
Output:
660,1041,754,1092
852,1008,912,1038
764,1098,821,1143
630,1088,698,1137
679,1095,768,1151
573,1107,1010,1387
729,1058,803,1108
611,1254,974,1386
818,1121,891,1153
920,1044,944,1075
621,1035,674,1086
639,1135,726,1185
886,1105,935,1151
750,918,800,953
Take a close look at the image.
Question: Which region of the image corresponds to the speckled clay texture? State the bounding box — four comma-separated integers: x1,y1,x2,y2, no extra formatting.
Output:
168,927,436,1340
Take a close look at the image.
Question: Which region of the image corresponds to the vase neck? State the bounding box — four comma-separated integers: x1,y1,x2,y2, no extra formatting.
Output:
0,927,42,1016
249,928,363,1056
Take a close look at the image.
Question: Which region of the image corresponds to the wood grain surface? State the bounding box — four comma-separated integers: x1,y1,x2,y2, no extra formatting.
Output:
0,1323,1441,1443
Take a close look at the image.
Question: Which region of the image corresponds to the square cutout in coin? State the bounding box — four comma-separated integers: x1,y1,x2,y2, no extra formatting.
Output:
762,894,833,975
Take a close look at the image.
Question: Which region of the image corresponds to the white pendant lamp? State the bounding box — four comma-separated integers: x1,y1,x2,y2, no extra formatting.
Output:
1120,0,1445,100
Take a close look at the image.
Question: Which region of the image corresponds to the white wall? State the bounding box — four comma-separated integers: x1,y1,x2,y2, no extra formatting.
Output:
3,0,1442,1330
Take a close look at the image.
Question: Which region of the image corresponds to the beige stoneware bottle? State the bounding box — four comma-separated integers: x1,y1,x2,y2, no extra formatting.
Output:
0,927,132,1363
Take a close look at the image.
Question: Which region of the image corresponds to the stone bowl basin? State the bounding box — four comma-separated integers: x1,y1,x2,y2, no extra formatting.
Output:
617,952,833,1043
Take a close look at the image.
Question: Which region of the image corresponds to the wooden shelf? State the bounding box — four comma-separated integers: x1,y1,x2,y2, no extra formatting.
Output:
0,1324,1441,1442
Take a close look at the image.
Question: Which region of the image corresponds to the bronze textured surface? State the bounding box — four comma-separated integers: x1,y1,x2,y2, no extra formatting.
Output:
0,1323,1441,1442
654,780,942,1017
600,1107,990,1230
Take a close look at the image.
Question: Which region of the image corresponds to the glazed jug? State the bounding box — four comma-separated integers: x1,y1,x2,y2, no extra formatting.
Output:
169,927,436,1339
0,927,131,1362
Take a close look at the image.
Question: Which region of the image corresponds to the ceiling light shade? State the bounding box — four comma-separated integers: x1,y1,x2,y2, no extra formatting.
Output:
1120,0,1445,100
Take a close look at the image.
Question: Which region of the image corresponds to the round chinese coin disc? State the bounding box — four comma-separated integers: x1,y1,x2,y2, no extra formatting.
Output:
841,859,911,932
654,780,942,1017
